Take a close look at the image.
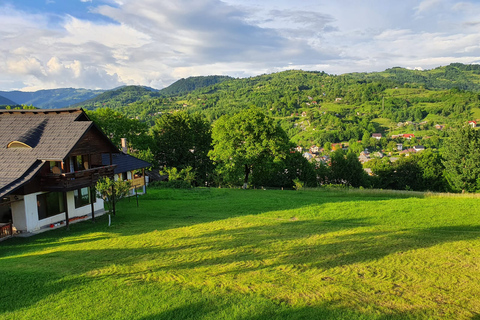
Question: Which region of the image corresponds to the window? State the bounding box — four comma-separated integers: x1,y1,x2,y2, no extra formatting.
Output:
37,192,64,220
7,141,31,148
49,161,62,174
74,187,95,208
72,155,89,171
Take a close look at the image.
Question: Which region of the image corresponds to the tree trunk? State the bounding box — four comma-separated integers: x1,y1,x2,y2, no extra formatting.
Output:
112,185,116,216
243,164,250,189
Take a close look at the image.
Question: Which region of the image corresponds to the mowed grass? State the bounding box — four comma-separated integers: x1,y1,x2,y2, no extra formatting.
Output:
2,188,480,320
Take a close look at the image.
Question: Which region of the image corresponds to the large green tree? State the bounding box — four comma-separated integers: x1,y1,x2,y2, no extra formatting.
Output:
209,108,290,189
87,108,153,152
151,111,213,185
329,150,368,187
443,126,480,192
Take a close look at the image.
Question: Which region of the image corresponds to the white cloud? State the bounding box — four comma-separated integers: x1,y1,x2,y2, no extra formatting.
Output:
1,0,480,91
415,0,444,14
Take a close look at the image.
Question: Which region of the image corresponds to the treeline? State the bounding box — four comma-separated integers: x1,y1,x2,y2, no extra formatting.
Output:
88,107,480,193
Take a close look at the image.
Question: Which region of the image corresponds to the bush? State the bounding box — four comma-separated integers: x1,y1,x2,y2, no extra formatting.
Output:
293,178,304,190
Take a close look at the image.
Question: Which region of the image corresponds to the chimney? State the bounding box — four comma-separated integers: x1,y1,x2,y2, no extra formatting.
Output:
121,138,127,154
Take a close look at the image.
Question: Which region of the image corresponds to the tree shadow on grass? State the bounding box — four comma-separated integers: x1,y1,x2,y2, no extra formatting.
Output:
109,188,424,237
137,300,432,320
1,222,480,318
158,220,480,273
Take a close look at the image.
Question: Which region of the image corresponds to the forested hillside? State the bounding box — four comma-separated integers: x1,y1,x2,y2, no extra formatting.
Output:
100,63,479,149
159,75,233,96
73,76,233,110
72,86,161,110
0,88,104,108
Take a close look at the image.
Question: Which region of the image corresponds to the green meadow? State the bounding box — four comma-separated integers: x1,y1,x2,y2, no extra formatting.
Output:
2,188,480,319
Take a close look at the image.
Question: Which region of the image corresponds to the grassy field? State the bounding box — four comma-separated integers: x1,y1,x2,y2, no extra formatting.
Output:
2,188,480,320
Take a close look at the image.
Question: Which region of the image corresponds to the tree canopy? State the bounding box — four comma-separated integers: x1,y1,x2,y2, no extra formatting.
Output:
443,126,480,192
150,111,213,185
209,108,291,188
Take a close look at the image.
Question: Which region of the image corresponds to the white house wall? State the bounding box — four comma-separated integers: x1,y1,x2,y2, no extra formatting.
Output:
11,191,105,233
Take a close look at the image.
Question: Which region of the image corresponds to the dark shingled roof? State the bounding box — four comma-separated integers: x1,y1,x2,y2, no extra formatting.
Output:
102,153,151,174
0,108,114,198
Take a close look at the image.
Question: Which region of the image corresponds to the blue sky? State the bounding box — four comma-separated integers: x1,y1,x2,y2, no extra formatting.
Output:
1,0,480,91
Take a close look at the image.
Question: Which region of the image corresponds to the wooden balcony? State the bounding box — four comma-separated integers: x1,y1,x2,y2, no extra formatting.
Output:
129,177,146,188
40,165,117,192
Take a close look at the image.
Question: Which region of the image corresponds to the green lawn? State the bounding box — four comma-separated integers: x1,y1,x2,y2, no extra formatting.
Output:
2,188,480,319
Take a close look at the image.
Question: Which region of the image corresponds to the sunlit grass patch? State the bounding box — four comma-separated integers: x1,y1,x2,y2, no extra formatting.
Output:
1,188,480,319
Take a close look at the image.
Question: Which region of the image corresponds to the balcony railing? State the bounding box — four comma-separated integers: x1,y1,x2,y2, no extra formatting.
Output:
40,165,116,192
129,177,145,188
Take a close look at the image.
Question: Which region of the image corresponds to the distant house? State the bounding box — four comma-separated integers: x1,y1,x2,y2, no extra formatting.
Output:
372,133,382,140
317,155,330,164
358,151,371,164
403,134,415,139
400,148,416,156
331,143,343,151
435,124,445,130
469,121,477,128
295,146,303,153
303,152,314,161
0,108,119,237
414,145,425,152
371,152,384,158
364,168,374,176
310,145,320,154
396,143,403,151
301,111,307,117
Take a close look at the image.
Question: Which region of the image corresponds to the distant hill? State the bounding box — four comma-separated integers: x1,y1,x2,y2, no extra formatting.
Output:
349,63,480,91
159,75,234,96
73,76,233,110
0,95,17,106
0,88,104,109
71,85,161,110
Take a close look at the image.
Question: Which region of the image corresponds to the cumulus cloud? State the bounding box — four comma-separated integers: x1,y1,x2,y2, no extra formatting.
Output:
1,0,480,91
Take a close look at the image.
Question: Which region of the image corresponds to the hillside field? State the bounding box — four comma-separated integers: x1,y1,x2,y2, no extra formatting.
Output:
1,188,480,319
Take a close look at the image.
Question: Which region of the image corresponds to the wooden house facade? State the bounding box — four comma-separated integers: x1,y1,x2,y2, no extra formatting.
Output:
0,108,119,237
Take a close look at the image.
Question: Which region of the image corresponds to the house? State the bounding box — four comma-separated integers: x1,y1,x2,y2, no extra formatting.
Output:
358,151,371,164
400,148,416,156
302,152,314,161
101,152,151,196
372,133,382,140
469,121,477,128
371,151,384,158
295,146,303,153
396,143,403,151
0,108,120,238
403,134,415,139
309,145,320,154
414,145,425,152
